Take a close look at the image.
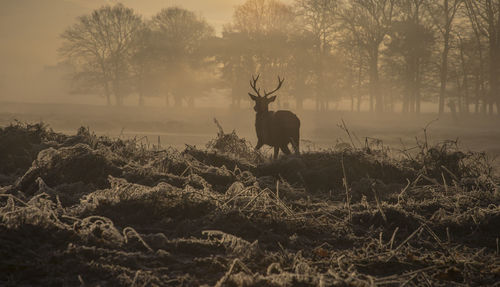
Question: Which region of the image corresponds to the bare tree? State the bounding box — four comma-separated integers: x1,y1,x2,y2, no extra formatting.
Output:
150,7,215,108
60,4,144,106
424,0,463,115
221,0,295,108
340,0,396,113
393,0,437,114
295,0,339,111
233,0,295,34
464,0,500,115
463,4,487,114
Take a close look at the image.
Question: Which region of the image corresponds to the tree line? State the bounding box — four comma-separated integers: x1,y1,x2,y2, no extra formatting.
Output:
59,0,500,115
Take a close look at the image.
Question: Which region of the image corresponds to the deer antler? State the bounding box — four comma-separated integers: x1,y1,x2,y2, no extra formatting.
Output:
264,76,284,98
249,74,262,98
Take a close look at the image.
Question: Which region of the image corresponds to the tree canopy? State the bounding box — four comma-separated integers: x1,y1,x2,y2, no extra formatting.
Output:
58,0,500,115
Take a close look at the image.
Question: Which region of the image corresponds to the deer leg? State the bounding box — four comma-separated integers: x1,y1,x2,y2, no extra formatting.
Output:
273,146,279,160
280,144,291,155
255,141,263,150
290,135,300,155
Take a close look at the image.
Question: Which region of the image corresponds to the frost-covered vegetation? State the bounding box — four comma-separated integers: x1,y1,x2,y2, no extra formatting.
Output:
0,122,499,286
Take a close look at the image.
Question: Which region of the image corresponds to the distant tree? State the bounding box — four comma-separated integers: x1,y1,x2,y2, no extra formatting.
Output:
386,14,436,114
150,7,215,107
130,26,162,106
220,0,295,108
424,0,463,115
287,31,316,110
60,4,144,106
233,0,295,34
216,30,258,108
295,0,339,111
462,4,488,114
451,33,472,114
339,0,397,113
337,31,368,112
464,0,500,115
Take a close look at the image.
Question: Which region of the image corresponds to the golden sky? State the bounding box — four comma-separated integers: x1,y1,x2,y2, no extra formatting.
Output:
0,0,293,101
65,0,293,31
0,0,292,70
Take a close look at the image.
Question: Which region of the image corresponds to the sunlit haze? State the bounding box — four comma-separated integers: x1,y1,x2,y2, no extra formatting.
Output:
1,1,500,285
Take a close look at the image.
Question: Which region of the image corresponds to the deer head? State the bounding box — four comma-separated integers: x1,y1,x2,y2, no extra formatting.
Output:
248,75,284,113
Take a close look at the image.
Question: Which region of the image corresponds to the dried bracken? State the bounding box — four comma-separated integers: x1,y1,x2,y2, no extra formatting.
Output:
0,123,498,286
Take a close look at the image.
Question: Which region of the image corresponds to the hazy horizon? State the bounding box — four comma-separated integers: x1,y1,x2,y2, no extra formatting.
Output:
0,0,292,103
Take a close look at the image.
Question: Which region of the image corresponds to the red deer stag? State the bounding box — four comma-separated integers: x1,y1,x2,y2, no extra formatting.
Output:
248,75,300,159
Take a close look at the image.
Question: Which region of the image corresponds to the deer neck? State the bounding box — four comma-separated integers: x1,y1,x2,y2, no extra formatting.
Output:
255,110,274,138
255,110,273,120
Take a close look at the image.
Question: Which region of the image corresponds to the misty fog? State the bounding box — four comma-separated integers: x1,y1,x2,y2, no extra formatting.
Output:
2,2,500,285
1,0,499,165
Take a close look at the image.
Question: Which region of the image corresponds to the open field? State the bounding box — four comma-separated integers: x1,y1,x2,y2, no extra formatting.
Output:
0,109,499,286
1,101,500,169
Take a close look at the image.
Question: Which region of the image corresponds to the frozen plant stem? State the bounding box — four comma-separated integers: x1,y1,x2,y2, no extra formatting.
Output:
341,154,351,222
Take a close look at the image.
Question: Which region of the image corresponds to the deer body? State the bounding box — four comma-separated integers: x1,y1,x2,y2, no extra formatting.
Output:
248,75,300,159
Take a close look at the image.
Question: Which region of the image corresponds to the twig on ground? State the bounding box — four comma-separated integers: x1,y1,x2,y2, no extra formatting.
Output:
386,225,424,262
389,227,399,250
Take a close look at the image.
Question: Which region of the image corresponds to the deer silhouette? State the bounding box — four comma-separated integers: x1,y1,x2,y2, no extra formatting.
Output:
248,75,300,159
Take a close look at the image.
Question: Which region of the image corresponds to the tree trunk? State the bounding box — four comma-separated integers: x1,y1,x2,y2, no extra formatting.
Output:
456,75,463,114
469,4,486,115
439,33,450,115
173,94,183,108
474,75,480,114
165,94,170,107
356,49,363,112
459,38,470,114
371,48,383,113
104,81,111,106
357,94,362,112
350,92,354,112
415,57,422,115
489,39,498,116
368,47,379,113
402,86,409,113
403,56,413,114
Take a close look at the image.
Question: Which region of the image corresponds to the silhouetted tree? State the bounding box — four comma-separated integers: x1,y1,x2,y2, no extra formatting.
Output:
60,4,144,106
287,31,316,110
340,0,397,113
337,31,368,112
220,0,295,108
464,0,500,115
387,19,435,114
424,0,463,115
150,7,215,107
463,4,488,114
295,0,339,111
130,26,160,106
